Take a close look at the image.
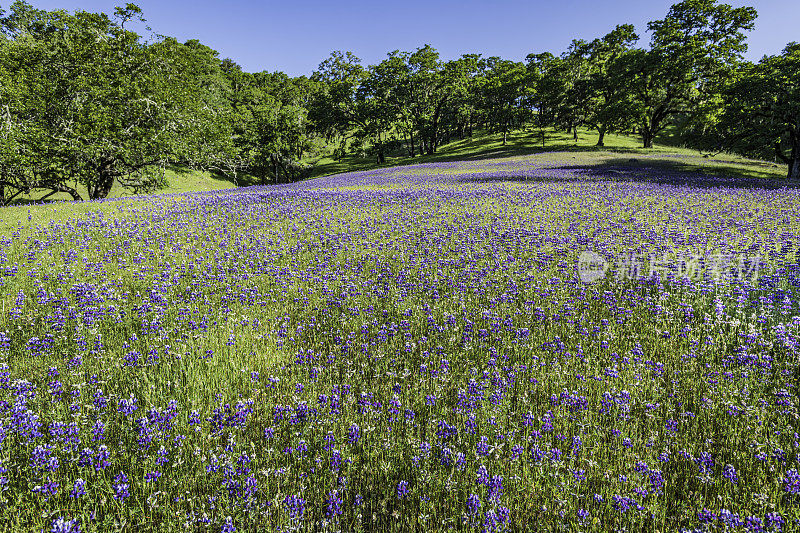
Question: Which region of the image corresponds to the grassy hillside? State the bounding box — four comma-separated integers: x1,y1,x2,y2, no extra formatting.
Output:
310,128,787,182
1,148,799,531
3,127,788,215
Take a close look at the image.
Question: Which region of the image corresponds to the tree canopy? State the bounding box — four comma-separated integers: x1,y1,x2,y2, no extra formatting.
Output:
1,0,798,204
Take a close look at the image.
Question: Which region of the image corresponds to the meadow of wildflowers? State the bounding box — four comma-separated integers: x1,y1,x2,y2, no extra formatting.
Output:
0,154,799,532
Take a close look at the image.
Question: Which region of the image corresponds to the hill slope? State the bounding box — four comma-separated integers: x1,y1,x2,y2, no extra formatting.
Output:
5,128,787,208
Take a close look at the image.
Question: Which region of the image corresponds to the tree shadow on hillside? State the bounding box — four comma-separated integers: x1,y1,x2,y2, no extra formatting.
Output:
309,131,646,178
460,157,797,190
420,141,645,163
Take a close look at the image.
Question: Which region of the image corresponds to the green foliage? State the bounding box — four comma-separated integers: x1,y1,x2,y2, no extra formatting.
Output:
0,1,237,202
3,0,799,205
710,43,800,178
581,25,640,146
626,0,757,148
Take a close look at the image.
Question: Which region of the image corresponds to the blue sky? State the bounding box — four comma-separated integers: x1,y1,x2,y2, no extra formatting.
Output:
16,0,800,75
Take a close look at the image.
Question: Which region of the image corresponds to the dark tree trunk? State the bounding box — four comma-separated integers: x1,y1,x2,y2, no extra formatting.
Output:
596,125,607,147
573,125,578,142
91,159,116,200
641,126,654,149
409,130,415,157
502,129,507,146
786,133,800,179
55,183,83,202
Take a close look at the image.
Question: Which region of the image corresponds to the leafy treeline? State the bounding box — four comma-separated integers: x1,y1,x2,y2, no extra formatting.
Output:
0,0,798,204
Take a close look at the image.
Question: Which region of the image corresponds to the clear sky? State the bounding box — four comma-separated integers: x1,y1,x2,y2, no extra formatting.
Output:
14,0,800,75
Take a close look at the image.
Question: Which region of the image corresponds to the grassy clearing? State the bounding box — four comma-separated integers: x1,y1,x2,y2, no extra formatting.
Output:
0,155,798,531
310,128,787,182
9,127,785,212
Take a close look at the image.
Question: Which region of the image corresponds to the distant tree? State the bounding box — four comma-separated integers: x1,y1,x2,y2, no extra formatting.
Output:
308,51,365,154
402,46,479,155
404,45,444,155
712,43,800,178
151,38,237,175
556,40,594,142
476,58,527,145
627,0,757,148
366,51,415,156
525,53,562,147
0,1,236,200
582,24,640,146
250,97,310,184
357,63,403,164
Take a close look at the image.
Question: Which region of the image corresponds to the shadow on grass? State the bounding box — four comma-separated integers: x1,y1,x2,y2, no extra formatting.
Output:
309,132,643,178
460,157,798,190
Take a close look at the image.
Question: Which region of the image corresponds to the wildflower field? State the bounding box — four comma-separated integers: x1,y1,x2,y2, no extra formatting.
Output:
1,154,799,532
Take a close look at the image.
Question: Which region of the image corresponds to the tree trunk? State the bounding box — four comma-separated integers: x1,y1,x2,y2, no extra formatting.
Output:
91,159,115,199
641,126,654,149
57,184,83,202
596,125,607,147
789,157,800,179
409,130,415,157
786,133,800,179
573,125,578,142
502,129,507,146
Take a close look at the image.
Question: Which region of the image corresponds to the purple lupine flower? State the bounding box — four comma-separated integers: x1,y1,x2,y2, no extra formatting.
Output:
488,475,503,502
118,396,138,416
784,469,800,494
466,493,481,515
70,479,86,498
221,517,235,533
476,436,490,457
396,480,409,499
326,490,343,517
284,494,306,520
113,472,130,501
745,516,764,532
50,516,79,533
723,464,739,485
766,512,785,531
347,423,360,445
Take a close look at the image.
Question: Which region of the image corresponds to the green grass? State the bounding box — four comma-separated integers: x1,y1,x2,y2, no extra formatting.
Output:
1,157,798,531
310,127,787,182
9,167,239,205
5,127,789,218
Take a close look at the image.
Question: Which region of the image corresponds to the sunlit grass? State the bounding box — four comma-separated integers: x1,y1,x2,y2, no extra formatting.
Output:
0,153,798,531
